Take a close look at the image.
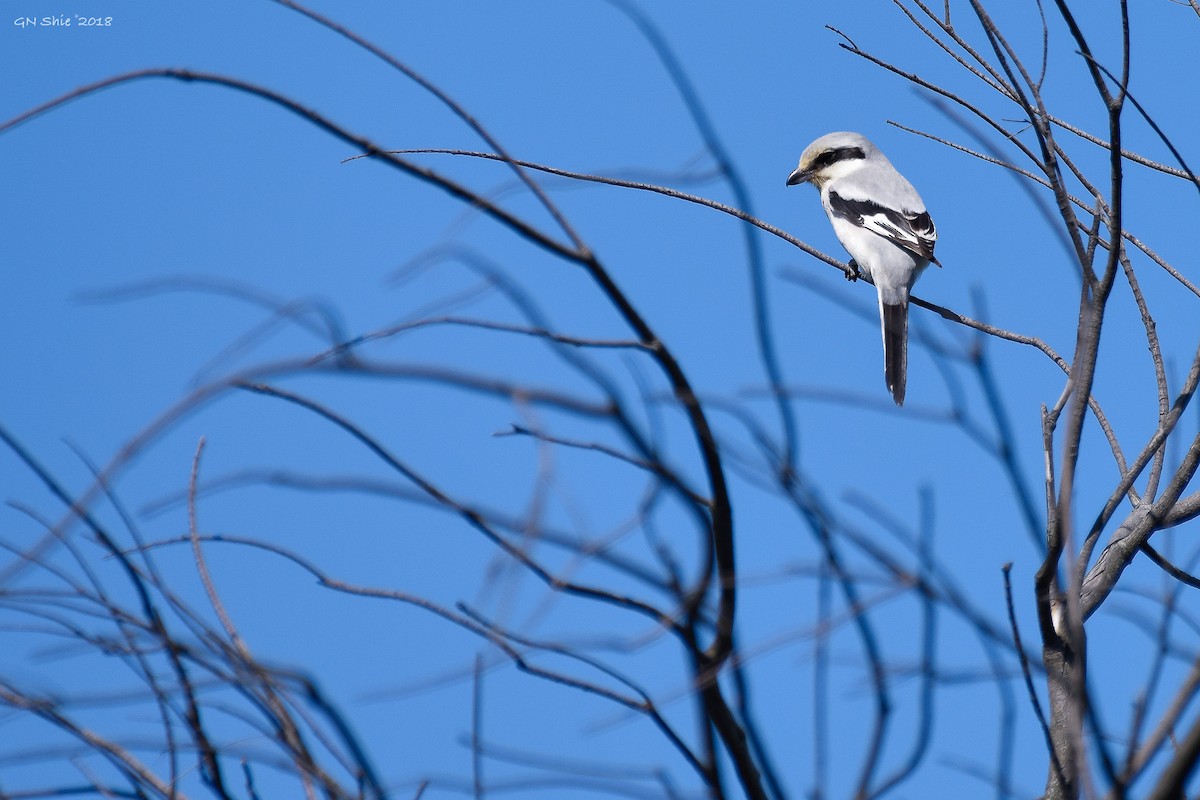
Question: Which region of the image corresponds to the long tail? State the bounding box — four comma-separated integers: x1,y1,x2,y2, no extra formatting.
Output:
880,300,908,406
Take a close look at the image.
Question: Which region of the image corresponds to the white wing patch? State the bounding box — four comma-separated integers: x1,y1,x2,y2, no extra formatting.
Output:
828,191,938,264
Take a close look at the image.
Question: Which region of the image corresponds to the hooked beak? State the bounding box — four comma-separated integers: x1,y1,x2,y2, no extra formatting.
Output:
786,167,811,186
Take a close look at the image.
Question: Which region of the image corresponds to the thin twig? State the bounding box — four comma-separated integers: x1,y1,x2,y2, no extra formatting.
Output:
1003,564,1066,788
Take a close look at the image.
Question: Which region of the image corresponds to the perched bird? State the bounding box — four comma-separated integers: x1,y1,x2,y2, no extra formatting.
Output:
786,132,939,406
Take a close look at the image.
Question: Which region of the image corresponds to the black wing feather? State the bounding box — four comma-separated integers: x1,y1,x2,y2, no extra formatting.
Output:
828,191,938,263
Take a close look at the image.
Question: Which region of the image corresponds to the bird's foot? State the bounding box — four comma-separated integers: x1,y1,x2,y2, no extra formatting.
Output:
843,259,862,282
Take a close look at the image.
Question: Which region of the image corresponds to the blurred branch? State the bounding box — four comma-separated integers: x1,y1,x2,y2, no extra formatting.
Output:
605,0,801,482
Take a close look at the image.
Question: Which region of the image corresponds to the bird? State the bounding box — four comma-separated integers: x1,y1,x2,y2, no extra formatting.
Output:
786,131,939,406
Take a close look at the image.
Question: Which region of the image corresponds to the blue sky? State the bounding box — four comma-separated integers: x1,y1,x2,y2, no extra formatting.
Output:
4,1,1200,798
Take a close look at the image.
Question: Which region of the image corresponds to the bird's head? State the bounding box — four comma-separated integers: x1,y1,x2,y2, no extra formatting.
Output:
786,131,877,189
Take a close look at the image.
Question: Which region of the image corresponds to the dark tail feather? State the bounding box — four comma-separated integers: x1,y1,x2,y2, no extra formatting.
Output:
880,302,908,406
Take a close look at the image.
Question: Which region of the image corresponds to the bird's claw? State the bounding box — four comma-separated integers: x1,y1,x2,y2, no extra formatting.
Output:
843,259,862,282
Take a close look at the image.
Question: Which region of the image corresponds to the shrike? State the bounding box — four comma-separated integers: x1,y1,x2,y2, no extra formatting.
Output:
786,131,938,406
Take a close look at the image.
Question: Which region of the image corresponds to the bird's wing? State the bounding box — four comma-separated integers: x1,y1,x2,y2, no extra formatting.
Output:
827,190,937,263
